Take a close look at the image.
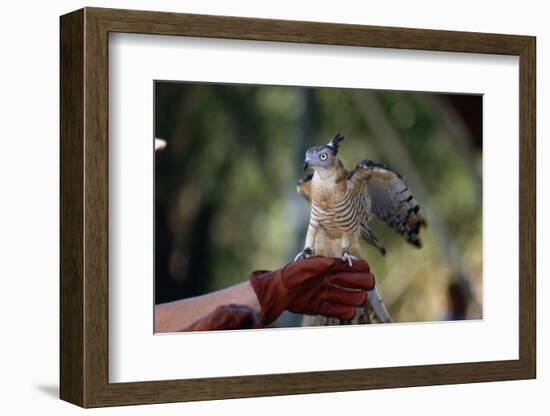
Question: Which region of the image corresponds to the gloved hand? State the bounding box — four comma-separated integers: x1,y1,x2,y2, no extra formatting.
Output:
180,304,263,332
249,256,375,325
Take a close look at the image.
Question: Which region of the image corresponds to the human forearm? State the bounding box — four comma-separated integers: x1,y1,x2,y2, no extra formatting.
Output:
154,281,260,333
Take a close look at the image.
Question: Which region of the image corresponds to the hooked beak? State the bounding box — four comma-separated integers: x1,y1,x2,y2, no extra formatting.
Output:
303,155,313,172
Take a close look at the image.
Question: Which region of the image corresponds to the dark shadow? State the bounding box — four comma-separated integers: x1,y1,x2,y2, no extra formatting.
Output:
35,384,59,398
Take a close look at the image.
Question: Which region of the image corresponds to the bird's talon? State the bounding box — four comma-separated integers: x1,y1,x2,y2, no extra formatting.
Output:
342,251,357,267
294,248,314,261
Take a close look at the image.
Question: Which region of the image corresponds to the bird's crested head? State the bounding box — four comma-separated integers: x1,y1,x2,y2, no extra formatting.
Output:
303,133,344,171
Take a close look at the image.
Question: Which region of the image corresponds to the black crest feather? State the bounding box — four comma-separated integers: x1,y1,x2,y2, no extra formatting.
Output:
326,133,345,153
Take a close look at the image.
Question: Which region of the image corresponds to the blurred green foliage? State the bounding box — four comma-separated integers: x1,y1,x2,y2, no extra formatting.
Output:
155,82,482,324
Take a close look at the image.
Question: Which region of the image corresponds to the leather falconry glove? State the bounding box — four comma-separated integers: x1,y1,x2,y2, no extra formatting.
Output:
180,304,263,332
249,256,375,325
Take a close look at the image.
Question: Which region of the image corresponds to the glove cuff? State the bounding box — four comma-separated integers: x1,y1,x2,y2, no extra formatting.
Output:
249,269,287,325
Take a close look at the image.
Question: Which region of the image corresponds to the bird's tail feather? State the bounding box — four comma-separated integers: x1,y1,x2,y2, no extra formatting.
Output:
360,224,386,256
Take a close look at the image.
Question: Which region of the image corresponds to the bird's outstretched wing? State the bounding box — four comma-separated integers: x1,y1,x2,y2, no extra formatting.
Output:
350,160,427,248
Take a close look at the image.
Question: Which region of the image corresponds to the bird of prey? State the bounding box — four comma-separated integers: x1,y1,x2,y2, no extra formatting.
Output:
295,133,426,266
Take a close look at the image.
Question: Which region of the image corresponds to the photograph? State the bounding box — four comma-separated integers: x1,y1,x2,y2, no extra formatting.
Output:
53,5,537,408
153,81,483,333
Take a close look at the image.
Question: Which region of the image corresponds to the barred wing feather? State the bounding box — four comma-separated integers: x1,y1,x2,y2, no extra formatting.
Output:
351,160,426,248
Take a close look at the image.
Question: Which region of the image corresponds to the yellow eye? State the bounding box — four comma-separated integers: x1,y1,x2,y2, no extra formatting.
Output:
320,153,328,161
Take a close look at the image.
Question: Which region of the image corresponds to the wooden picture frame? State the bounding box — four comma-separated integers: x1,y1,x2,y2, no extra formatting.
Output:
60,7,536,408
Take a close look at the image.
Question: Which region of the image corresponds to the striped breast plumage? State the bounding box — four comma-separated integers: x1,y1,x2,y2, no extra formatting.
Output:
310,177,370,239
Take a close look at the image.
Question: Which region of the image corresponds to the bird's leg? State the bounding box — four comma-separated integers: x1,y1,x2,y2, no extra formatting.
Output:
294,220,318,261
341,232,357,267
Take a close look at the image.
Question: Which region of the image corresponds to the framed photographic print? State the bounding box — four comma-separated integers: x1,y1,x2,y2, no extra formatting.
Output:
60,7,536,408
